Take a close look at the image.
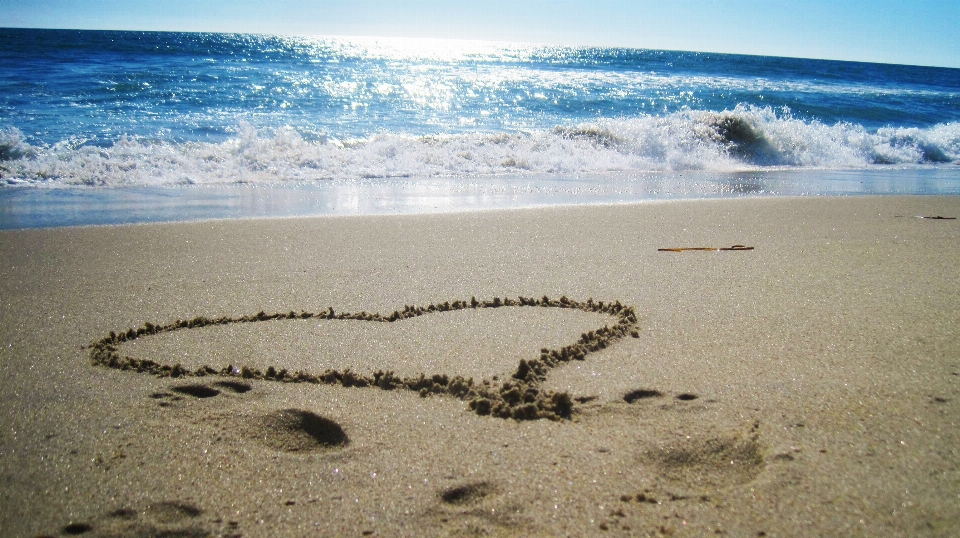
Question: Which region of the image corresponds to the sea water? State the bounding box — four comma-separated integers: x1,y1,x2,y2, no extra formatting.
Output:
1,28,959,228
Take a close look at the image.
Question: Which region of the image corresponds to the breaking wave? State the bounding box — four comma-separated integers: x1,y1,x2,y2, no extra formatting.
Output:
2,106,958,188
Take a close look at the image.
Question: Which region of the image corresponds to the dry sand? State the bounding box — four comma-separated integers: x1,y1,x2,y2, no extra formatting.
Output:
1,195,958,537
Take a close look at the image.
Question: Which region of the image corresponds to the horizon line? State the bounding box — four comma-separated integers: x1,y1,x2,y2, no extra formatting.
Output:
2,25,958,71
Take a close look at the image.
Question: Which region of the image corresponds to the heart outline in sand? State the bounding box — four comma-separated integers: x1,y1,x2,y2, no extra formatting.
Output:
89,296,639,421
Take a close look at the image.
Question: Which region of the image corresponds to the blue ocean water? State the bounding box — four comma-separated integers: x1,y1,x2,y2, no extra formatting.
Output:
1,28,959,226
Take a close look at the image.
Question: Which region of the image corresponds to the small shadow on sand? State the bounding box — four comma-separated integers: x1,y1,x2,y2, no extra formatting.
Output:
439,481,497,505
212,380,252,393
623,389,663,403
170,384,220,399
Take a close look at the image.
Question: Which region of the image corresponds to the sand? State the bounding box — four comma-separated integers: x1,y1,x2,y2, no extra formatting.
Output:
1,195,958,537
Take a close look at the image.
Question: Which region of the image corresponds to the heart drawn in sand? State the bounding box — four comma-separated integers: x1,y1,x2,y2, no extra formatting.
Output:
89,296,639,421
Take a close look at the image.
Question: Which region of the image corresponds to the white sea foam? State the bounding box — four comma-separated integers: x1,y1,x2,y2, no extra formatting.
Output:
2,106,958,188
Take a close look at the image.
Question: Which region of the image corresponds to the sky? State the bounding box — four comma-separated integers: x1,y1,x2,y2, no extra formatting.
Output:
2,0,958,68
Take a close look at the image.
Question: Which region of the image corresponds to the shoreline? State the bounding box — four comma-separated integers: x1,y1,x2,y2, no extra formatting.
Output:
3,167,960,230
2,195,959,537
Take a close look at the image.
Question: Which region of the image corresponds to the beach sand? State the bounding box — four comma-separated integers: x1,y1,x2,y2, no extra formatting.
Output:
1,195,958,537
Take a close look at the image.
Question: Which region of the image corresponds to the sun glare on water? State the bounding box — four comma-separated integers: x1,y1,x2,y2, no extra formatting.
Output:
287,34,539,63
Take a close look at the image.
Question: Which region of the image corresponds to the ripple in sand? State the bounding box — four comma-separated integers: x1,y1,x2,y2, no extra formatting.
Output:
248,409,349,452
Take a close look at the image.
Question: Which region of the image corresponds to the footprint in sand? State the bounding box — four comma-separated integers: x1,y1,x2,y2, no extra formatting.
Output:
619,421,766,502
148,379,347,453
645,430,765,493
248,408,350,453
421,481,534,535
47,501,231,538
149,380,252,407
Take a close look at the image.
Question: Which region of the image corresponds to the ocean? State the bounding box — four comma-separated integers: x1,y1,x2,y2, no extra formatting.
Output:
1,28,959,228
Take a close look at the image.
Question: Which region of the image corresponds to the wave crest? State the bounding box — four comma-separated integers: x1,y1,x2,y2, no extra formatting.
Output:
3,106,958,187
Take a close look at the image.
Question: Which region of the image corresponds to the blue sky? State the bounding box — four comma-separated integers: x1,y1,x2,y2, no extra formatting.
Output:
2,0,958,68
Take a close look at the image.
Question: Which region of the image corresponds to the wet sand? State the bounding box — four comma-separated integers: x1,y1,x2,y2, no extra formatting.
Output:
1,195,958,537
